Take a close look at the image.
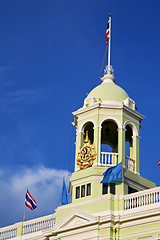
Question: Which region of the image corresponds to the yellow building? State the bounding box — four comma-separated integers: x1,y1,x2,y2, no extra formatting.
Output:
0,15,160,239
0,66,160,240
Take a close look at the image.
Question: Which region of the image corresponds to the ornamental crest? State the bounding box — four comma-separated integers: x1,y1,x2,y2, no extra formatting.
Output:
76,131,96,169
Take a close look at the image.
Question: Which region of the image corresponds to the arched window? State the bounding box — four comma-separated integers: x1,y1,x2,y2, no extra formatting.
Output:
83,122,94,144
101,120,118,153
100,120,118,165
125,125,133,159
125,124,135,171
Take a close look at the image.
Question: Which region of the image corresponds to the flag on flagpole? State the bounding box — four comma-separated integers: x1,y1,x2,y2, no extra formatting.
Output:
61,179,68,206
101,162,122,183
157,160,160,167
105,16,110,45
25,189,37,210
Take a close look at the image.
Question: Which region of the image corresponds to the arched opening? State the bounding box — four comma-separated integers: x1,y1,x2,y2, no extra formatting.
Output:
100,120,118,165
83,122,94,144
125,124,135,171
125,125,133,158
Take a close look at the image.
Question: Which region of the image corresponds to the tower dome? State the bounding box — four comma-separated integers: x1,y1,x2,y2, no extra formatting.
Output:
86,74,129,106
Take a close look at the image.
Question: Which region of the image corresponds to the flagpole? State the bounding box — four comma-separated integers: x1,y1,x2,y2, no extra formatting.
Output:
108,13,111,74
23,204,26,222
23,188,27,222
61,177,65,206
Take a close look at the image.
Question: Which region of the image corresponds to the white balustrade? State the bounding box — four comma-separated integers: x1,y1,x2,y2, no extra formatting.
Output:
23,213,55,235
0,213,55,239
124,186,160,210
125,156,135,172
0,226,17,240
100,152,118,166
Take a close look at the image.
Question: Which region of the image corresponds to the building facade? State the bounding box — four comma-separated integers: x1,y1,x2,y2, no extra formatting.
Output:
0,71,160,240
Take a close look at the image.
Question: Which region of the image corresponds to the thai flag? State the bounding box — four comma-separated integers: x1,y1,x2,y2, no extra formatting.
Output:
25,189,37,210
105,17,110,45
157,160,160,167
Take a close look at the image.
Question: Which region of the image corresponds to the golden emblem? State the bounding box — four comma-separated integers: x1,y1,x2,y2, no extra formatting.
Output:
76,131,96,169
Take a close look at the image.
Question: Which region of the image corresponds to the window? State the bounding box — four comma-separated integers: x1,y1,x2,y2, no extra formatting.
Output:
76,186,80,199
81,185,85,197
110,183,115,195
86,183,91,196
102,183,108,195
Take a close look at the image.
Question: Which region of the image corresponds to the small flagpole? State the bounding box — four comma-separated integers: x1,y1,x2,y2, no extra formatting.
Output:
23,188,27,222
107,13,111,74
23,204,26,222
61,177,65,206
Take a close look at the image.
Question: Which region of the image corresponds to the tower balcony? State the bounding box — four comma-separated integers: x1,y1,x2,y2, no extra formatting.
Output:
100,152,135,172
100,152,118,166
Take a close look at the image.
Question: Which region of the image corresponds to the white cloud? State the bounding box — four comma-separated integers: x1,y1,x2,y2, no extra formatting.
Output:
0,166,70,228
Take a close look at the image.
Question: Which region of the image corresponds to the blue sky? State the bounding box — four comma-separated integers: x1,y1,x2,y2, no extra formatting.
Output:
0,0,160,228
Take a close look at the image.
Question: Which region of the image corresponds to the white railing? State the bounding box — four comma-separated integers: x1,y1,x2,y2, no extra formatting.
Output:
0,213,55,239
100,152,118,166
100,153,135,173
0,225,17,240
124,186,160,210
125,156,135,172
23,213,55,235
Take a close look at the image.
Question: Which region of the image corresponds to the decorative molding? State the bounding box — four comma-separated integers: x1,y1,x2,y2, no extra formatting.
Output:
123,120,139,137
123,113,140,125
79,120,96,134
123,104,145,120
77,112,122,122
99,116,121,128
54,209,97,231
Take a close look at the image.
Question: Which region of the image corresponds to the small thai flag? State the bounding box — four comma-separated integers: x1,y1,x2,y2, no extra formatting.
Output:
25,189,37,210
157,160,160,167
105,17,110,45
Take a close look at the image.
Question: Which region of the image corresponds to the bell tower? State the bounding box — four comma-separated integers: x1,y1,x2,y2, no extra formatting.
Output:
74,72,142,172
55,15,156,226
70,69,150,205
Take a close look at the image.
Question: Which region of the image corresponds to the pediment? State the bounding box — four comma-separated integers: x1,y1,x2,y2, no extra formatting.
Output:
54,209,96,230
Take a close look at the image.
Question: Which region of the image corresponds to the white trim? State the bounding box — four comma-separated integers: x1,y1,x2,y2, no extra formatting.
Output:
99,116,121,128
78,119,96,134
73,103,144,120
123,120,139,137
123,104,145,120
123,113,140,125
120,226,160,239
77,112,122,122
77,112,140,125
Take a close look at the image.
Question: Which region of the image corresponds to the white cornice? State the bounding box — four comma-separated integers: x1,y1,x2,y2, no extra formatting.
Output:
120,227,160,240
123,104,145,120
123,113,140,125
73,104,144,123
